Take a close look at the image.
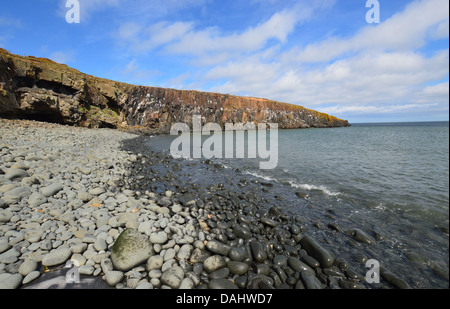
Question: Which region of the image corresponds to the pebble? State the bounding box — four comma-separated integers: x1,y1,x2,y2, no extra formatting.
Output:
111,229,154,271
40,182,63,197
203,255,227,273
0,273,23,289
42,248,72,267
105,271,124,286
161,265,184,289
0,120,425,290
299,235,335,268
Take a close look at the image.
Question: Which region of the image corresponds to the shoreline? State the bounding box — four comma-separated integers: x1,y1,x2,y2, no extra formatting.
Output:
0,119,421,289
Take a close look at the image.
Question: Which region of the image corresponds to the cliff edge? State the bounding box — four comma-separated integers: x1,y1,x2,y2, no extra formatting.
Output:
0,49,350,133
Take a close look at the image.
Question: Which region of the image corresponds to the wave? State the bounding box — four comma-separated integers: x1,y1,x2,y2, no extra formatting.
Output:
288,181,342,197
242,169,342,197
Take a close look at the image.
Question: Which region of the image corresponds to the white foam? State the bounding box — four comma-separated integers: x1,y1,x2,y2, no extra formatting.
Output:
289,181,342,197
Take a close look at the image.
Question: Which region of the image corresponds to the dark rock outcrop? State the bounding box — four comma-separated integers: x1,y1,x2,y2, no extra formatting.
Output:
0,48,350,132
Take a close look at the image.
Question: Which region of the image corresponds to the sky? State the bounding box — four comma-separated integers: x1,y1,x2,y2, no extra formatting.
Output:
0,0,448,123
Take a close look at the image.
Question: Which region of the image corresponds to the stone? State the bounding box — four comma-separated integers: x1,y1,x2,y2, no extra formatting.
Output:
203,255,227,273
19,259,38,276
161,265,185,289
348,228,376,245
89,187,106,196
0,273,23,289
273,255,288,268
177,244,193,260
150,231,168,245
94,238,108,251
249,240,267,263
208,279,239,289
105,271,124,286
27,192,47,207
22,271,41,285
288,257,314,273
42,248,72,267
146,255,164,271
178,193,196,206
228,246,247,262
5,169,29,181
0,209,13,223
299,235,335,268
77,191,92,202
300,270,323,289
227,261,249,275
206,240,230,256
111,229,154,271
41,183,63,197
179,278,195,289
233,224,252,239
0,248,21,264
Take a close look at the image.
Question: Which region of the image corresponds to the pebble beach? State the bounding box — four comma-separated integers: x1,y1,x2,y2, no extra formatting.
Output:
0,119,413,289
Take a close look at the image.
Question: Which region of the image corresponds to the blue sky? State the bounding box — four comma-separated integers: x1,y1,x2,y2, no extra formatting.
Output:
1,0,448,123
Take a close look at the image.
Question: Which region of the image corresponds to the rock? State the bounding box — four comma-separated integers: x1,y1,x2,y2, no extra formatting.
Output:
42,248,72,267
288,257,314,273
3,186,31,203
89,187,106,196
295,192,309,199
228,246,247,262
105,271,124,286
190,248,211,263
208,279,239,289
273,255,288,268
260,217,277,228
0,239,12,254
27,192,47,207
150,231,168,245
227,261,249,275
299,235,335,268
249,240,267,263
347,228,376,245
19,259,38,276
146,255,164,271
161,265,185,289
0,209,13,223
22,271,41,285
5,169,29,181
233,224,252,239
300,270,323,289
179,278,195,289
203,255,227,273
381,269,412,289
77,191,92,202
111,229,154,271
41,183,63,197
94,238,107,251
206,240,230,256
178,193,196,206
0,273,23,289
177,244,193,260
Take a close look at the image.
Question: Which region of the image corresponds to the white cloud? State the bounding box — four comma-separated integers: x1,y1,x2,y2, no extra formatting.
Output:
113,0,448,121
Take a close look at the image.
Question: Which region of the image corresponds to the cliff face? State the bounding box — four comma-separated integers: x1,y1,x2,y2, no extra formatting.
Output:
0,49,350,132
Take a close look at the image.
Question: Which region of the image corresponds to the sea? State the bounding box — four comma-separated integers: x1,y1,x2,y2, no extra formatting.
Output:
146,121,449,288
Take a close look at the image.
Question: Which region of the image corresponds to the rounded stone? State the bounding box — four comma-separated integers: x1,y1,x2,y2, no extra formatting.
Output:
111,229,154,271
42,248,72,267
227,261,249,275
150,231,168,245
105,271,124,286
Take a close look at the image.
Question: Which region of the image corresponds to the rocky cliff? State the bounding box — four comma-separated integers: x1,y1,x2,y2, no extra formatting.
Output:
0,49,350,133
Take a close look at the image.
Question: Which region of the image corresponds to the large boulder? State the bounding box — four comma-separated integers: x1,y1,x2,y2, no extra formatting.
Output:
111,229,154,271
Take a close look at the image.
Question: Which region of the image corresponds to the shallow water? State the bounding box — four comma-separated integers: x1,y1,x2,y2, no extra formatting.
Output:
146,121,449,288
